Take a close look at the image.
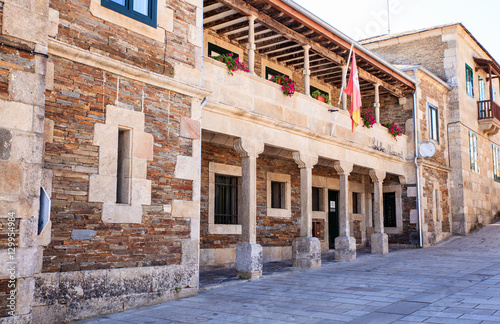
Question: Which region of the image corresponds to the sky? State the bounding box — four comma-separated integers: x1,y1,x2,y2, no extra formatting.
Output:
292,0,500,62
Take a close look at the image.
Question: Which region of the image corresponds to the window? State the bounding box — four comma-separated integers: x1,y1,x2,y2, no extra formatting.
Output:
270,181,284,209
494,144,500,182
478,76,486,101
208,43,238,58
428,104,439,142
116,128,132,204
312,187,323,211
466,64,474,98
469,130,479,173
214,174,239,224
101,0,157,27
266,172,291,217
265,67,288,80
383,192,396,227
352,192,360,214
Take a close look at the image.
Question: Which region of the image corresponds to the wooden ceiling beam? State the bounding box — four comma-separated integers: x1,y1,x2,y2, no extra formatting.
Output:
259,0,415,92
214,0,405,97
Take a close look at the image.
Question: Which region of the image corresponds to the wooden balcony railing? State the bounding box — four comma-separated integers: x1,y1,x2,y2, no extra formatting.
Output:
477,99,500,120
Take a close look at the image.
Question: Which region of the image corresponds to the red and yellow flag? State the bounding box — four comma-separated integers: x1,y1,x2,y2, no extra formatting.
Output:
343,50,362,132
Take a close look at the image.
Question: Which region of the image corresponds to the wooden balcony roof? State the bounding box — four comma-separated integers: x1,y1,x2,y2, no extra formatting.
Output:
203,0,416,98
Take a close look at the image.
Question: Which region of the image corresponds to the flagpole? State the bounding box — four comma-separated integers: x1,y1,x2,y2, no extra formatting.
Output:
337,42,355,107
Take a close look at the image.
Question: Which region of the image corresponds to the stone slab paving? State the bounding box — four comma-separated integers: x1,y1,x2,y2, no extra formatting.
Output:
76,221,500,323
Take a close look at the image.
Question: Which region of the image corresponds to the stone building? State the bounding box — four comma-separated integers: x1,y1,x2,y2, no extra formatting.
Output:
362,23,500,235
0,0,207,322
0,0,498,322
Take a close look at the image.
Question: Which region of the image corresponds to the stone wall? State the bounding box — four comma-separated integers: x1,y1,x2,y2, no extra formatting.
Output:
0,0,50,321
0,0,206,321
42,57,194,273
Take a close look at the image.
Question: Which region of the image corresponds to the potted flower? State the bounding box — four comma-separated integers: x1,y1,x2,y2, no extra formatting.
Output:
360,110,376,128
209,53,249,76
311,89,330,104
382,121,403,139
269,74,295,97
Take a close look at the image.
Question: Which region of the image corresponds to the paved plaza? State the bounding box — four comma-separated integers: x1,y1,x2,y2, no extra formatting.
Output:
77,221,500,323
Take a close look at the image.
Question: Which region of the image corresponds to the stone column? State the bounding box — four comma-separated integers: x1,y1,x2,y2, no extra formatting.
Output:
247,16,257,75
333,161,356,261
369,169,388,254
292,152,321,268
374,83,380,124
234,138,264,278
341,65,348,110
303,45,311,96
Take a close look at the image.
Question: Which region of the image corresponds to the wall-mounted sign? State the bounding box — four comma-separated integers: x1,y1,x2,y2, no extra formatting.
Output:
38,187,51,235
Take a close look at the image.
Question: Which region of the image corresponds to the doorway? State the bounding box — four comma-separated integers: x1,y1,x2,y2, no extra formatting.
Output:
328,190,339,249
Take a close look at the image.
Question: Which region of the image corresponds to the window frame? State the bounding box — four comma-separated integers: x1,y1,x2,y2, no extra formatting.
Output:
265,66,288,80
207,43,239,59
101,0,157,27
352,192,361,214
493,144,500,182
478,76,486,101
465,64,474,98
312,187,324,212
266,172,291,218
271,181,285,209
428,103,439,143
214,174,239,225
469,130,479,173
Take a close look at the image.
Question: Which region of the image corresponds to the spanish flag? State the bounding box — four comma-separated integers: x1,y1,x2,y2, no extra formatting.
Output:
343,50,362,132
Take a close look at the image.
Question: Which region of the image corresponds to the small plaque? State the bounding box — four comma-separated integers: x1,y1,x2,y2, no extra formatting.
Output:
38,187,51,235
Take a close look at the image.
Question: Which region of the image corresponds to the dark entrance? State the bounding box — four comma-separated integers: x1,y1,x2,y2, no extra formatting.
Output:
328,190,339,249
383,192,396,227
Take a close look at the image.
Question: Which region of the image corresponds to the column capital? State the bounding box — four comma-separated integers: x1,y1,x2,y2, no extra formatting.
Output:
247,15,257,22
374,83,380,89
369,169,386,183
293,151,318,169
234,138,264,158
333,161,353,176
302,44,311,51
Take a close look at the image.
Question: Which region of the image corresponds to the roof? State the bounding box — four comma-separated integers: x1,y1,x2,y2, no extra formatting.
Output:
360,23,460,44
395,65,452,91
360,23,500,70
203,0,416,97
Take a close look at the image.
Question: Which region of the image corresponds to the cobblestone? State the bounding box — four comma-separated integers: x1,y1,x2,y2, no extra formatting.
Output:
76,221,500,323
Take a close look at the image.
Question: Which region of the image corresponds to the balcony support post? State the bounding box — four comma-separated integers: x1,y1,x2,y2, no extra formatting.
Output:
374,83,380,124
247,16,257,75
303,45,311,96
341,65,348,110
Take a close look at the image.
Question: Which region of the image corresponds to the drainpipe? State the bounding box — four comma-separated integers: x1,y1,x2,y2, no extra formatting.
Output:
411,68,423,248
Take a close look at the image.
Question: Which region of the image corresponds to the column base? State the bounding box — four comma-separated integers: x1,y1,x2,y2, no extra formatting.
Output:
236,243,263,279
334,236,356,261
292,236,321,269
371,233,389,254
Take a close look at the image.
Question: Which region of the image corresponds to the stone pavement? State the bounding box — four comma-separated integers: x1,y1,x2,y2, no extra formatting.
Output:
76,221,500,323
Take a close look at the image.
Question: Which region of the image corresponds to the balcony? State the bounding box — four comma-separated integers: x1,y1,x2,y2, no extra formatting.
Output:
202,57,407,160
477,99,500,136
